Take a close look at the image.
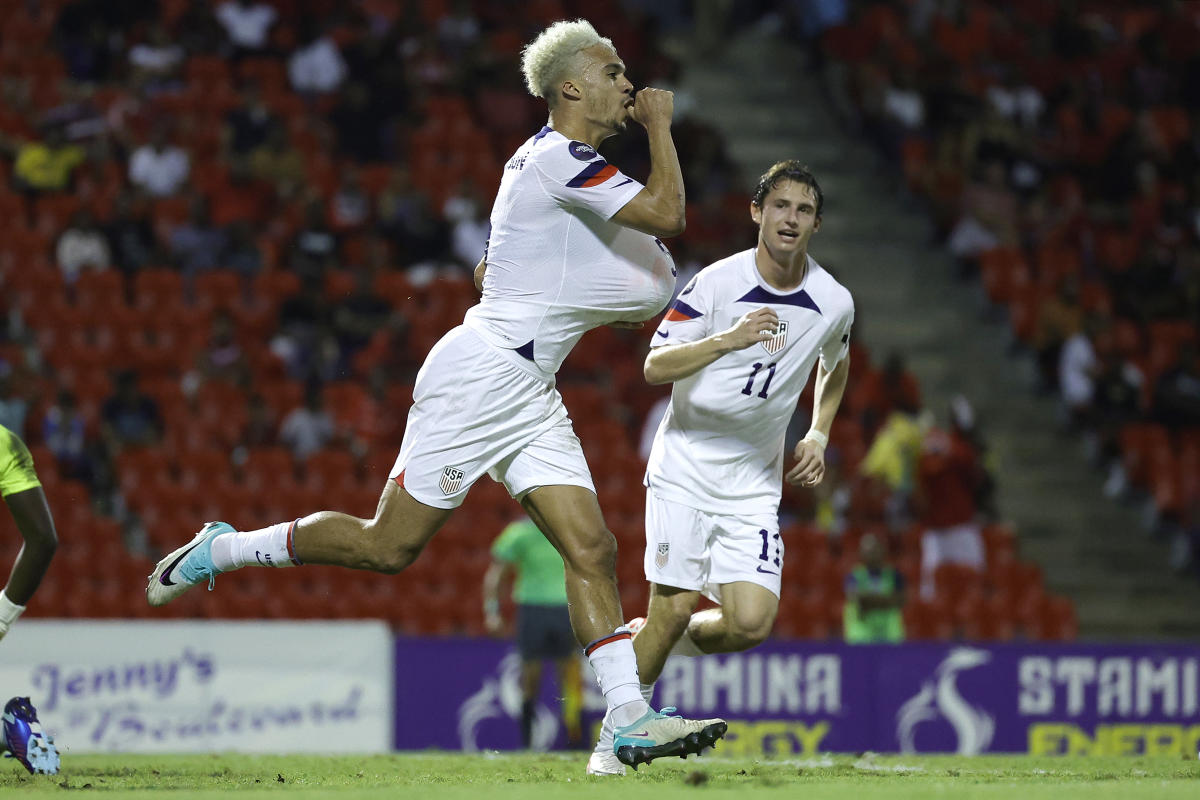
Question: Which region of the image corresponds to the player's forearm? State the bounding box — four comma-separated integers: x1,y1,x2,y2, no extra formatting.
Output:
809,356,850,438
3,488,58,606
640,121,685,236
644,333,738,385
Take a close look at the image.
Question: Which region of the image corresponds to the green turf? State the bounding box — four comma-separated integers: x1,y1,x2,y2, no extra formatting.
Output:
1,753,1197,798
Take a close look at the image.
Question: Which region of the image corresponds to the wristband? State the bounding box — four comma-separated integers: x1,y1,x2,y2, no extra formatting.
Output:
0,590,25,626
802,429,829,449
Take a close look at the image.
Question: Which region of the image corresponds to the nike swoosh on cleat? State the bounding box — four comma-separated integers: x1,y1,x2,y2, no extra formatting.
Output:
655,330,668,338
159,538,205,586
756,566,777,575
624,731,649,737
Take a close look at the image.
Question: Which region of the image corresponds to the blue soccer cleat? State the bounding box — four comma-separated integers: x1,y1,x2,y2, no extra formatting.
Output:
2,697,59,775
612,706,727,770
146,521,232,607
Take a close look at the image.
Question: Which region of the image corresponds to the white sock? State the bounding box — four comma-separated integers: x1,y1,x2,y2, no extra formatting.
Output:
585,627,649,728
210,520,302,571
595,681,656,754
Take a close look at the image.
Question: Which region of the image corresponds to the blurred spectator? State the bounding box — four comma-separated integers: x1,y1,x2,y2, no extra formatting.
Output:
215,0,278,55
436,0,482,58
1033,281,1084,393
346,368,400,457
288,23,347,95
248,122,305,197
1088,348,1144,498
352,313,413,383
444,182,489,269
843,533,905,644
914,425,985,599
224,221,264,278
41,389,89,480
41,83,107,142
236,391,276,455
271,276,332,379
329,82,385,163
329,169,371,233
279,383,335,460
1058,315,1102,429
100,370,162,453
176,0,227,55
193,310,250,387
812,448,851,535
332,270,391,356
860,407,924,499
104,191,158,275
55,209,112,283
290,198,339,279
391,194,449,270
376,166,423,234
169,196,226,275
223,83,277,156
127,23,185,91
985,65,1044,130
1152,345,1200,429
128,124,190,197
13,125,85,192
0,363,30,438
946,159,1019,260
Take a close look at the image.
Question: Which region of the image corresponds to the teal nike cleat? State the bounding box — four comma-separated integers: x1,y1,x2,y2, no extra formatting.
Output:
612,706,727,770
146,521,232,607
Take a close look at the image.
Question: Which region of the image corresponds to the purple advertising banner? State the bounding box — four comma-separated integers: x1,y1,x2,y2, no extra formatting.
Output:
393,638,1200,756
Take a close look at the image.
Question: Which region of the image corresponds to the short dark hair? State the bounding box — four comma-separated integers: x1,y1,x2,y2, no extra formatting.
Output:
752,160,823,217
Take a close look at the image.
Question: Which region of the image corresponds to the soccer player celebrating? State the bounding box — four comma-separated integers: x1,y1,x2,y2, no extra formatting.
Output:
147,19,725,768
0,424,61,774
587,161,854,775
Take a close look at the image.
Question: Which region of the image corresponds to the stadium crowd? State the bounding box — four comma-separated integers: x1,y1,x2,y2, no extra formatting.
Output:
805,0,1200,579
0,0,1072,639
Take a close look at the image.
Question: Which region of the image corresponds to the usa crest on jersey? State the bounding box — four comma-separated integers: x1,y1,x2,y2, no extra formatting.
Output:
762,320,789,355
655,542,670,569
439,466,465,495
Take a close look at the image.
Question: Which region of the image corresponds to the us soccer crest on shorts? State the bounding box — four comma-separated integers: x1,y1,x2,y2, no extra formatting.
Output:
439,466,465,494
655,543,670,569
762,320,789,355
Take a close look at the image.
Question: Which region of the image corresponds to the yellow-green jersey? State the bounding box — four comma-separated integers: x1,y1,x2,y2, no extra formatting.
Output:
0,425,41,498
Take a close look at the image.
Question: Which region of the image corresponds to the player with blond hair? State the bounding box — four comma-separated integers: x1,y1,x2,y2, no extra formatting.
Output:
148,19,725,769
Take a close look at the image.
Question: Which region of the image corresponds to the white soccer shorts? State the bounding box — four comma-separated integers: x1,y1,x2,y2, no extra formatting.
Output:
643,490,783,603
390,326,595,509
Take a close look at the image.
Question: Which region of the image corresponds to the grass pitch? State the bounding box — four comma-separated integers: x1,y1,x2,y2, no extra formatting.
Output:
1,752,1197,799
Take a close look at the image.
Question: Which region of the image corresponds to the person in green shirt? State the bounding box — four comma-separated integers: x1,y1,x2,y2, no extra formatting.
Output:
843,533,905,644
483,516,582,749
0,424,61,773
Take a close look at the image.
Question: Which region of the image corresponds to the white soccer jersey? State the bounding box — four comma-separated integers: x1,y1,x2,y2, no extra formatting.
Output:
463,126,677,377
646,248,854,514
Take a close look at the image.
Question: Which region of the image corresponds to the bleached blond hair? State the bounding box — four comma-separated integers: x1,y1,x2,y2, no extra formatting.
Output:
521,19,614,105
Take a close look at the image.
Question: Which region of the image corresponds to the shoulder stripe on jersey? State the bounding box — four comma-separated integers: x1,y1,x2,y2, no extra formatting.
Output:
664,298,702,321
737,286,822,314
566,160,619,188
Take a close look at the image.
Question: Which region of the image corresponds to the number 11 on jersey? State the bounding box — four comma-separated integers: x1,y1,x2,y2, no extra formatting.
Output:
741,362,777,399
